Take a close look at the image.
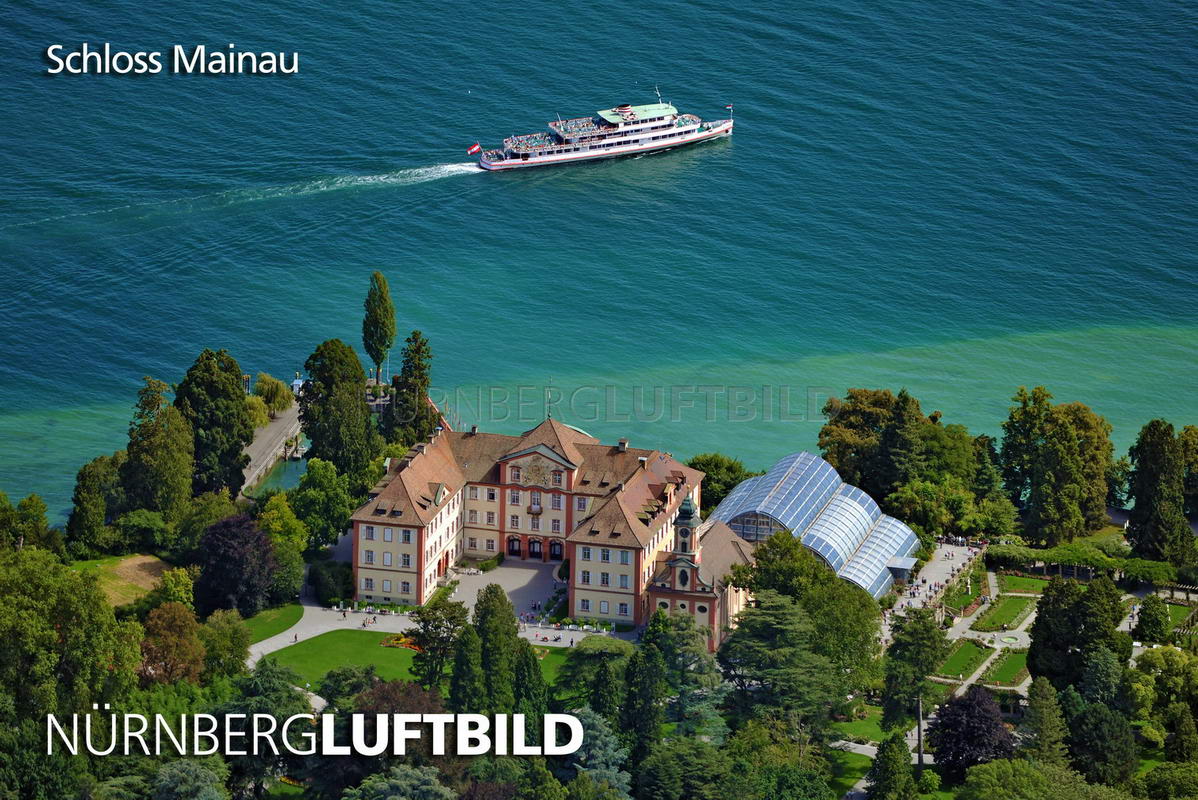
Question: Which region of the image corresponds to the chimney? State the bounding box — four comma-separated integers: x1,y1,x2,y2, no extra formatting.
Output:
637,456,647,468
415,443,426,454
617,438,628,452
470,425,478,434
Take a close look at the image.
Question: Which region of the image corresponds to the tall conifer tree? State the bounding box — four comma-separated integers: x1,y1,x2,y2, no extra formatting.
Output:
361,270,397,384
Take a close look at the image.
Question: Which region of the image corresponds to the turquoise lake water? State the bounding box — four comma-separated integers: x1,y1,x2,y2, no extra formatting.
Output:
1,1,1195,517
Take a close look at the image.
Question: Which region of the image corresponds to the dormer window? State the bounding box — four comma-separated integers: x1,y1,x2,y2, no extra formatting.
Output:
552,470,563,486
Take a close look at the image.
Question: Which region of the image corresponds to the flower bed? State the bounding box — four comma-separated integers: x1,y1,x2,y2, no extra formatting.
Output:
971,595,1036,632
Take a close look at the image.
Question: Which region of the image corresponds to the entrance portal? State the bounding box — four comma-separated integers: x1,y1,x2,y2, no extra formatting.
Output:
507,537,522,557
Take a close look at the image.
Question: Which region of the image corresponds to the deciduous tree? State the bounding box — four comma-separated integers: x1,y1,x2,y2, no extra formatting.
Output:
175,348,254,496
926,686,1014,777
1132,594,1172,644
685,453,762,513
194,514,275,618
66,450,126,556
253,372,293,417
197,608,251,681
121,377,194,523
299,339,380,480
139,601,205,685
409,598,469,691
289,458,353,550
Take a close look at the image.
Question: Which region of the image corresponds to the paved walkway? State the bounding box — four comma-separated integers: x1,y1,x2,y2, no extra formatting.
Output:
241,403,301,495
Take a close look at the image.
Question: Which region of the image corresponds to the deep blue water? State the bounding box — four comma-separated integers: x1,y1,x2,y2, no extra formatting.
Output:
1,0,1196,516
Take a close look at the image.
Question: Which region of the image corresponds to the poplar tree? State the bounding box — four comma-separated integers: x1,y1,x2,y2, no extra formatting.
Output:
1019,677,1068,766
361,270,397,383
1166,702,1198,763
866,733,917,800
1128,419,1192,565
448,625,484,713
473,583,518,715
174,348,254,496
121,377,194,523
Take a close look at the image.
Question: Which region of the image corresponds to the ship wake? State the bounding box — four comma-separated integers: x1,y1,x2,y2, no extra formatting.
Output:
2,163,481,230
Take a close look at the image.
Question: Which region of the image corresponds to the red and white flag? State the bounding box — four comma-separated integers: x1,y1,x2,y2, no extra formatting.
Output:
467,142,482,155
725,104,734,109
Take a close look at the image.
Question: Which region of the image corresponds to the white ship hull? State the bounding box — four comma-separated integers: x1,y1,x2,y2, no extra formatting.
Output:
479,119,733,171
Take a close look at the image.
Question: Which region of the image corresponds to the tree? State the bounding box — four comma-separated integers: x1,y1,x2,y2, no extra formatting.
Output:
409,598,469,690
718,718,833,800
633,738,731,800
0,547,142,718
218,658,311,797
866,732,917,800
555,636,634,708
1128,419,1192,565
1140,762,1198,799
474,584,519,715
342,765,455,800
1055,402,1114,531
362,270,398,384
299,339,380,480
253,372,293,417
0,492,62,554
1025,406,1086,546
1028,577,1087,688
513,639,549,739
590,659,622,724
448,625,485,713
1019,677,1068,766
257,492,309,554
518,759,566,800
877,388,928,493
113,508,171,552
194,514,276,618
139,601,206,684
1000,385,1054,507
926,686,1014,777
379,330,439,446
1132,594,1172,644
819,388,901,501
685,453,761,513
172,490,238,561
566,707,631,798
246,394,270,428
567,773,629,800
1181,425,1198,518
150,759,225,800
198,608,251,681
1067,703,1137,785
317,664,379,709
1166,701,1198,762
66,450,126,556
621,644,667,765
290,458,353,549
882,608,949,729
718,591,837,728
269,539,304,605
640,610,726,739
957,759,1132,800
1079,646,1124,707
121,377,194,522
175,348,254,496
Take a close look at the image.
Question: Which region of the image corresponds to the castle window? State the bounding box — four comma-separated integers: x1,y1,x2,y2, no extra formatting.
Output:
678,570,689,587
511,467,521,481
697,605,708,613
658,601,669,609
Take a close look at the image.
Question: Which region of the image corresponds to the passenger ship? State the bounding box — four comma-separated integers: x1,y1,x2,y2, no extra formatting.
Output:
475,100,733,171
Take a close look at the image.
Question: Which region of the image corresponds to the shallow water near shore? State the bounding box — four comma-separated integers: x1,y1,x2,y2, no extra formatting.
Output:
1,0,1195,516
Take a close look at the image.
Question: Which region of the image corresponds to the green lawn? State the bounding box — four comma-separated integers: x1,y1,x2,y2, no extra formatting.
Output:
269,629,572,688
937,639,993,680
971,595,1036,632
832,704,886,744
245,603,304,644
984,650,1029,687
1136,745,1165,777
927,681,958,707
266,782,305,797
997,574,1050,594
1167,603,1193,630
827,749,873,796
70,553,170,606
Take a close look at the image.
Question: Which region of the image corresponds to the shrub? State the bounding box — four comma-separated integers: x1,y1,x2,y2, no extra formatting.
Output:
309,560,353,606
478,553,505,572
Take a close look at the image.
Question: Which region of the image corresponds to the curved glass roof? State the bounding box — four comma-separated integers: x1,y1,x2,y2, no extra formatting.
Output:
711,452,920,598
